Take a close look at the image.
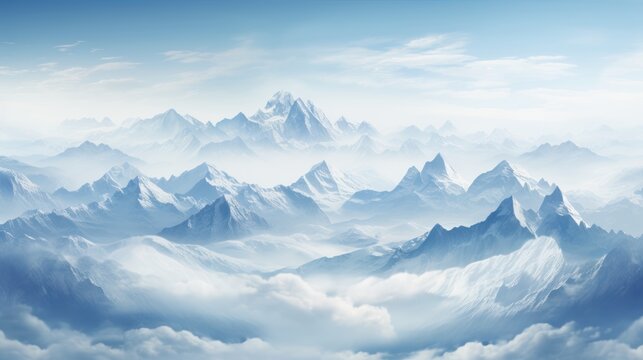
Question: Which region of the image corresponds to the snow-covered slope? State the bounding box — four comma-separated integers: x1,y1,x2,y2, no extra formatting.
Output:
0,168,56,221
53,162,143,206
48,176,194,240
197,137,255,158
584,191,643,237
290,160,365,211
342,153,465,216
234,184,329,228
303,196,537,276
0,238,110,327
396,153,466,196
155,162,242,197
0,210,82,239
160,195,268,243
250,90,295,122
282,98,334,143
535,186,630,260
215,112,267,142
0,156,62,191
467,160,555,210
115,109,209,144
520,141,606,164
215,92,336,147
101,235,253,274
46,141,141,166
334,116,379,139
345,134,383,155
385,196,537,272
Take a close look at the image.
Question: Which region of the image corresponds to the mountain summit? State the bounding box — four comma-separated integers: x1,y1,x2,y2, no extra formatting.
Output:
291,160,364,210
160,195,268,243
538,186,583,225
283,98,334,142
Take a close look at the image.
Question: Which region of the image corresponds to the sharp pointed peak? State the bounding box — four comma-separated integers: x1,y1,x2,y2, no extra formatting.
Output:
194,161,211,169
490,196,529,227
550,185,564,198
495,159,513,169
311,160,330,171
160,108,181,117
421,153,454,178
124,175,168,192
126,175,151,186
497,195,520,212
121,176,150,194
232,112,248,120
539,186,583,224
431,152,445,164
193,161,219,173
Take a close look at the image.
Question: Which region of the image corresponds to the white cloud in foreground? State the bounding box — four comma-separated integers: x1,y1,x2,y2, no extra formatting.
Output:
405,322,643,360
0,306,383,360
2,305,643,360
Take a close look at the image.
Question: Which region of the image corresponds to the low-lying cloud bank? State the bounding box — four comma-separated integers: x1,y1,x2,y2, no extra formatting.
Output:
2,304,642,360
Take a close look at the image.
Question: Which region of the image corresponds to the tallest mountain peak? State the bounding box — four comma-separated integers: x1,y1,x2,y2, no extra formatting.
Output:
270,90,294,101
264,91,295,115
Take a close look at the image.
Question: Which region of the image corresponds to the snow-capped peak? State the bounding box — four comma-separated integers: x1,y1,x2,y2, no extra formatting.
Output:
486,160,536,188
491,196,529,229
0,167,42,197
420,153,458,181
102,162,143,188
310,160,331,174
417,153,466,195
156,162,241,197
335,116,357,133
159,194,268,242
538,186,583,225
74,141,115,153
291,160,364,211
211,194,252,222
292,160,342,195
251,91,296,121
265,91,295,114
282,98,334,142
118,176,178,207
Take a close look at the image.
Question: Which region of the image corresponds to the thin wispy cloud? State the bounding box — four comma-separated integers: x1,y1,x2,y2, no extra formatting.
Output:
0,66,29,76
55,40,85,52
317,34,574,89
37,62,57,71
43,61,139,85
163,50,213,63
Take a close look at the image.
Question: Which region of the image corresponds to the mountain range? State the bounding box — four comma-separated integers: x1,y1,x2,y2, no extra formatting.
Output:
297,186,633,277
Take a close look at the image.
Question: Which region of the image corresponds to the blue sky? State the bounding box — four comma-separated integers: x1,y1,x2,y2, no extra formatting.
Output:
1,0,643,132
